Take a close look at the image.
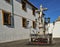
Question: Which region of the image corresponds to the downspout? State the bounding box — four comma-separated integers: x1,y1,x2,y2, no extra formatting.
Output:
11,0,14,28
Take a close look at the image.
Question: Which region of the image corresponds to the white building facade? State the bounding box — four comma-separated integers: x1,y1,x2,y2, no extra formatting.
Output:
0,0,39,43
48,16,60,38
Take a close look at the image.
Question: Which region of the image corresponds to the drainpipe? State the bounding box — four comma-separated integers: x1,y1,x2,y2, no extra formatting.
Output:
11,0,14,28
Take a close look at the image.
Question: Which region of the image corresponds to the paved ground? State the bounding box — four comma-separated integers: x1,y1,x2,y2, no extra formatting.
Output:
0,38,60,47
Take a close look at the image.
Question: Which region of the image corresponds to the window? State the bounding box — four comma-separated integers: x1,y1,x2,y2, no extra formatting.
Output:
5,0,11,3
32,8,35,16
21,0,26,11
22,17,27,28
2,10,11,25
16,0,20,3
32,21,36,29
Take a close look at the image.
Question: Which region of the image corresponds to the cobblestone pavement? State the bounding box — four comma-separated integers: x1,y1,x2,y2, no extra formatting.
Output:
0,38,60,47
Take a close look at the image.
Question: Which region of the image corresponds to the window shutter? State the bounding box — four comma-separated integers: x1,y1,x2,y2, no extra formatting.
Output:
22,18,27,27
8,14,11,25
33,21,36,29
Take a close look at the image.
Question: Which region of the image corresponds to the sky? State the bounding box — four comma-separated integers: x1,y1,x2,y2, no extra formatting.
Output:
29,0,60,23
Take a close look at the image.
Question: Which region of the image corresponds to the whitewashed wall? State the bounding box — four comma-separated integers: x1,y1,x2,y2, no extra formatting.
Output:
48,22,60,38
53,21,60,38
0,0,38,43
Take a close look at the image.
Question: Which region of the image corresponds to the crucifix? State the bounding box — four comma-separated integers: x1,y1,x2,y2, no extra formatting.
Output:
39,4,48,23
36,4,48,35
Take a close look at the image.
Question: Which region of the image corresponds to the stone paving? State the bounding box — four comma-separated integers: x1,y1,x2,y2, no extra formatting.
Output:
0,38,60,47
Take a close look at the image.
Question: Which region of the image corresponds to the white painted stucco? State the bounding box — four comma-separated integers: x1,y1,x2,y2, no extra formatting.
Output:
48,21,60,38
0,0,38,43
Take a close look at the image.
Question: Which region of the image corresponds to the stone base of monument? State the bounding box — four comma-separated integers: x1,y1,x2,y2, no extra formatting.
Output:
29,34,55,45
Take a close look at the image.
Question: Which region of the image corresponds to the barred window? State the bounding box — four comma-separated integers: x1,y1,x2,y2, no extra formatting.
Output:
21,0,26,11
2,10,11,25
32,8,35,16
5,0,11,3
33,21,36,29
22,17,27,28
